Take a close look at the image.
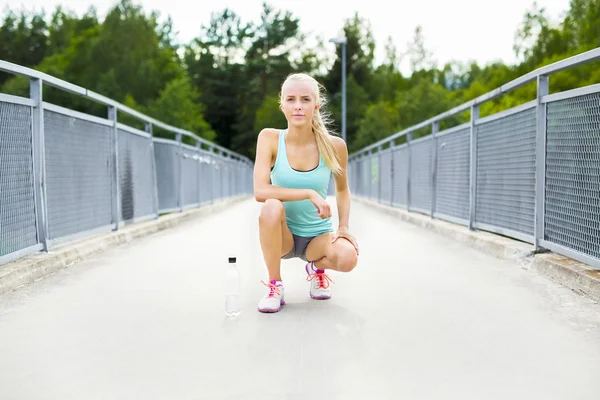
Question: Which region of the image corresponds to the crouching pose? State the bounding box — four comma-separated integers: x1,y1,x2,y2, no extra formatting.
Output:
253,73,359,313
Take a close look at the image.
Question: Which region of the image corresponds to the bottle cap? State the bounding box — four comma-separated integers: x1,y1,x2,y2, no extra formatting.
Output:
228,257,236,263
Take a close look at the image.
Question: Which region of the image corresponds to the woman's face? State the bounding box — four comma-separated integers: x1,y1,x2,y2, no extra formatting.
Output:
281,80,319,127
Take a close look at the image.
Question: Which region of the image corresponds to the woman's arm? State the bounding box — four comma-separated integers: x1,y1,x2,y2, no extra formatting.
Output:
331,137,359,253
332,137,351,228
253,128,316,203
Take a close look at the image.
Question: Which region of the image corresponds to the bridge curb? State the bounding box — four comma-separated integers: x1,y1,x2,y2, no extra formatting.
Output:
355,197,600,304
0,195,251,297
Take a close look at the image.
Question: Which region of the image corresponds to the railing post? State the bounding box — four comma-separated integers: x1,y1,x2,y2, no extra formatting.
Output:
371,148,377,200
354,154,359,197
146,122,159,218
535,75,549,250
377,145,383,203
176,132,183,212
350,156,354,195
30,78,48,251
209,145,215,204
365,152,368,199
108,106,120,230
431,121,439,218
407,131,413,210
196,140,201,206
354,155,358,198
366,152,371,199
366,152,370,199
221,150,228,199
469,104,480,231
359,153,364,197
363,152,367,198
390,140,395,206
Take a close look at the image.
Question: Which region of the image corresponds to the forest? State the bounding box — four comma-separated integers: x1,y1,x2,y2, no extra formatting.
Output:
1,0,598,157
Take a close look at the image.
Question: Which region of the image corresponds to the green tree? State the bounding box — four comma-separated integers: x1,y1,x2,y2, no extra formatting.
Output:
325,12,375,97
325,13,375,148
353,101,402,151
562,0,600,51
146,76,216,142
1,0,599,159
183,8,253,149
369,36,407,104
396,78,460,134
253,94,287,134
233,2,304,155
0,9,48,86
47,6,99,55
82,0,182,105
328,74,370,148
407,25,436,73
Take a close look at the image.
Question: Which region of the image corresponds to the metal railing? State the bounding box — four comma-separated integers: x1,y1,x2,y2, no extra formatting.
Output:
0,60,254,266
348,47,600,270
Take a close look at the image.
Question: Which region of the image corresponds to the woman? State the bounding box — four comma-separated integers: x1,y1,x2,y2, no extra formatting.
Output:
253,73,359,313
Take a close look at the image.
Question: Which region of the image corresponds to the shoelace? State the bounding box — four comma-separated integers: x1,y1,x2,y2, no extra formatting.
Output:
261,280,281,298
307,271,334,289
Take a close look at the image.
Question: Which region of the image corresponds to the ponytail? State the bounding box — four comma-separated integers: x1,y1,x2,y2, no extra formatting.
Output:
312,108,342,176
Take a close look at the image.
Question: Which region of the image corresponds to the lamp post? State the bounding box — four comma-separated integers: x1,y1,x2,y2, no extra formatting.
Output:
329,36,347,142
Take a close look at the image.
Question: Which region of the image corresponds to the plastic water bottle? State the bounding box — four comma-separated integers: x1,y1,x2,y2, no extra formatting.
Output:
225,257,241,317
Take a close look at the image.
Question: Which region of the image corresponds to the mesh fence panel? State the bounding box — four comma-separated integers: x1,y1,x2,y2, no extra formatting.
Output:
0,102,38,256
361,157,369,198
475,107,536,237
181,147,200,207
363,158,371,198
355,159,364,196
348,160,357,194
231,164,237,197
221,161,230,199
223,161,229,199
214,160,223,201
435,127,470,221
199,154,214,205
409,138,433,212
1,90,253,265
380,149,393,204
348,161,355,194
369,154,379,200
392,145,408,207
118,129,156,221
545,93,600,259
353,159,361,196
44,110,113,240
230,161,235,198
154,141,179,212
350,161,356,194
229,161,235,197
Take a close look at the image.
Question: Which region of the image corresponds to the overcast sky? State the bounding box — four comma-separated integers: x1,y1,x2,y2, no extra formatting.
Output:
1,0,571,74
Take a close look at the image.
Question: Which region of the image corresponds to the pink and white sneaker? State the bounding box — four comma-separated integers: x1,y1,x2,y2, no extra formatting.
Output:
305,262,334,300
257,280,285,313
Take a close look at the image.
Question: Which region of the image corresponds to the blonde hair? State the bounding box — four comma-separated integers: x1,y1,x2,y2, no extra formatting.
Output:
280,73,342,176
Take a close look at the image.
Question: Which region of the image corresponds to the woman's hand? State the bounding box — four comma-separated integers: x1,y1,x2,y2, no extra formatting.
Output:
332,227,359,255
308,190,331,219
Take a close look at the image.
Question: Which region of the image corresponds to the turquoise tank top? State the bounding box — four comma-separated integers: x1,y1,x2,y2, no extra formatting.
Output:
270,129,333,237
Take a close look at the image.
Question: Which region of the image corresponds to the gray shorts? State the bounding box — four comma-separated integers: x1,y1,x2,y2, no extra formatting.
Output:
282,234,316,262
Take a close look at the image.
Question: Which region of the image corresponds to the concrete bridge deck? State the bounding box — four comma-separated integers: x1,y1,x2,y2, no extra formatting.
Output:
1,198,599,399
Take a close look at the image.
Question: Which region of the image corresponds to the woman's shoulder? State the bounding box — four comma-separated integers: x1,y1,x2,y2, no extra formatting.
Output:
257,128,282,144
329,135,347,154
256,128,283,160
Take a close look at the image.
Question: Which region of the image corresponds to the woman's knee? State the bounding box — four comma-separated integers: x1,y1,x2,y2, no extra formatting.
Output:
259,199,284,225
335,246,358,273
